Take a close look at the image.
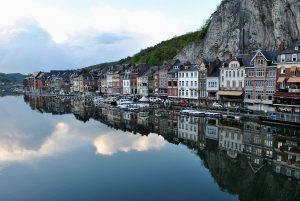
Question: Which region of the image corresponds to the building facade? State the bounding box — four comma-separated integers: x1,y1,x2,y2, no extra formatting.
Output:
244,50,277,112
218,55,245,108
274,41,300,117
178,65,199,102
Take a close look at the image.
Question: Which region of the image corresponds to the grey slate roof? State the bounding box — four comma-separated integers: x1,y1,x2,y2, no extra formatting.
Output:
222,54,248,67
244,50,278,67
279,40,300,54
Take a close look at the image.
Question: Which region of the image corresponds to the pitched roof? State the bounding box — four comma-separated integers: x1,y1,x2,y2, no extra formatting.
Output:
279,40,300,54
245,50,278,67
222,54,248,67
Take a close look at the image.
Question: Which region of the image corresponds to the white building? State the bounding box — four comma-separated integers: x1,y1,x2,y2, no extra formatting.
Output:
137,75,149,97
123,73,131,95
177,116,199,142
71,75,80,93
218,55,245,108
206,77,219,102
106,73,113,94
205,124,219,140
219,126,244,158
178,65,199,101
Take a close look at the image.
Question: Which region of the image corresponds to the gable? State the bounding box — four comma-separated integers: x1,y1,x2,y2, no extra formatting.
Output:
250,50,269,65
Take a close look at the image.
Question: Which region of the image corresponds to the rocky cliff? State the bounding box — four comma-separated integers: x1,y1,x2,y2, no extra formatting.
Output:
175,0,300,63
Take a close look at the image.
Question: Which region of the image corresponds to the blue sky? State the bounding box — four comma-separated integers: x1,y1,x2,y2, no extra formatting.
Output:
0,0,221,73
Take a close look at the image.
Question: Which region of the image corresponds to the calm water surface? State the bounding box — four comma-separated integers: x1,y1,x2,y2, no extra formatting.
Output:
0,96,299,201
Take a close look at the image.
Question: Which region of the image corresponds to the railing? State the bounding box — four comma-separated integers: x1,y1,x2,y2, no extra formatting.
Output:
288,88,300,93
220,97,244,102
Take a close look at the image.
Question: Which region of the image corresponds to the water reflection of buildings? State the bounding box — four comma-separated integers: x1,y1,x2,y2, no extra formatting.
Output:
218,119,244,159
243,122,274,172
24,95,72,115
273,130,300,180
26,97,300,200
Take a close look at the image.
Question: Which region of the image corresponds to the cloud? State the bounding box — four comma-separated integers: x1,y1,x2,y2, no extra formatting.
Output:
0,19,75,73
0,0,217,73
93,133,166,156
0,122,78,167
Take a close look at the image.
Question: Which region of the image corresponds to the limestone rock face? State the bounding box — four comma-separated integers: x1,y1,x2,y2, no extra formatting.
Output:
175,0,300,63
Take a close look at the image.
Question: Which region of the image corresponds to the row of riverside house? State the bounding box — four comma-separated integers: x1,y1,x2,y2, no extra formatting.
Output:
24,40,300,114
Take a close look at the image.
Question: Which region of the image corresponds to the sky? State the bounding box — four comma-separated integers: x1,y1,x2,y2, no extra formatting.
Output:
0,0,221,74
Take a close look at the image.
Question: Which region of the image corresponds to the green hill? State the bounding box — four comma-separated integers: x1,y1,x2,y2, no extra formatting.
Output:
87,19,211,71
0,73,27,84
121,20,211,66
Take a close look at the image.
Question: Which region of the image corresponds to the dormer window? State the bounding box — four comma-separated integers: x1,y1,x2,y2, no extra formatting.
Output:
281,55,286,62
295,46,299,50
292,54,297,62
280,67,286,74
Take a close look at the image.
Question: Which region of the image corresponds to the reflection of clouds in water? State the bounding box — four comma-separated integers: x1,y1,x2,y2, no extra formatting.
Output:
0,117,166,167
94,133,166,156
0,122,77,166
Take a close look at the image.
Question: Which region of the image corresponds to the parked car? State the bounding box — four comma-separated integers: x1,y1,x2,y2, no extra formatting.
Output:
149,97,161,103
179,99,189,107
212,102,223,109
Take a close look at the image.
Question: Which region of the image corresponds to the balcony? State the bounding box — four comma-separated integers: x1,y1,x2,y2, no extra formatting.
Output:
288,88,300,93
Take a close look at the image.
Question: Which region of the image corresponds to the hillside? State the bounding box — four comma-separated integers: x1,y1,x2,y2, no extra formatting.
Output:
0,73,27,84
118,20,210,66
175,0,300,63
86,20,210,71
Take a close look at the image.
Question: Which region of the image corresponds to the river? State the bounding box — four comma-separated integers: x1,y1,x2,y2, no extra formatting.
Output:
0,95,299,201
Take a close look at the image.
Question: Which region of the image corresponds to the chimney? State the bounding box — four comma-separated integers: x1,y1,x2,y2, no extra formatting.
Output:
279,42,285,52
229,53,233,60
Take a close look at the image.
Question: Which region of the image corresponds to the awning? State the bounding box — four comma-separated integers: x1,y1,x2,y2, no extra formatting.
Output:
287,77,300,83
217,91,243,96
290,66,297,72
277,77,286,83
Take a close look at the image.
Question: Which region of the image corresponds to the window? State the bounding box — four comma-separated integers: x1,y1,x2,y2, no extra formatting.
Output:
256,70,265,77
239,81,243,87
281,55,286,62
186,81,188,87
191,72,193,77
232,81,236,87
229,71,231,77
227,81,230,87
292,71,296,77
186,90,188,96
233,71,235,77
241,70,244,77
195,81,197,86
280,67,286,74
257,59,263,65
222,76,224,82
292,54,297,61
248,70,254,77
226,71,228,77
237,71,239,77
191,81,193,86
